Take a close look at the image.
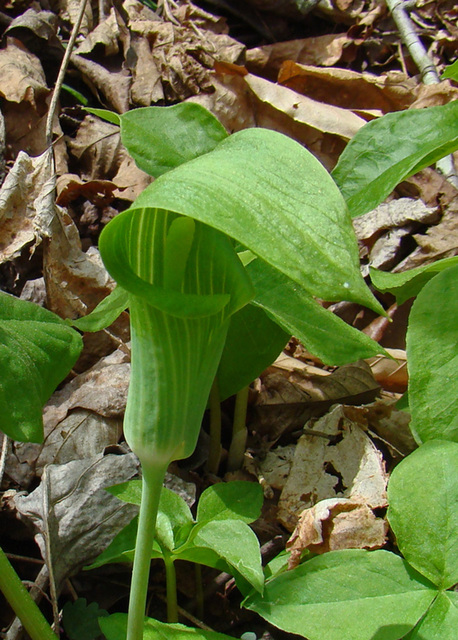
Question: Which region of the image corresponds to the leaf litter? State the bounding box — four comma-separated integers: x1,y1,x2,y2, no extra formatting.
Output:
0,0,457,638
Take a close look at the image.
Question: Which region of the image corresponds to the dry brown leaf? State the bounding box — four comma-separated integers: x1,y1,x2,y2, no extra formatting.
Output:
66,114,123,180
253,360,380,440
58,0,93,35
70,54,131,113
246,34,353,77
127,32,165,105
366,349,408,393
278,62,417,112
0,148,55,263
112,154,153,202
244,73,366,140
276,404,388,531
74,7,122,56
56,173,119,207
13,452,139,587
286,497,388,568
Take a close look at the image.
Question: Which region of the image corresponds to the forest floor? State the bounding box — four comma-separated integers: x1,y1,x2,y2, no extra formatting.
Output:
0,1,457,639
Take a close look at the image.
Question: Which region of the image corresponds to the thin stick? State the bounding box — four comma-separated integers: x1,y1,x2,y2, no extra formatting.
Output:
46,0,90,147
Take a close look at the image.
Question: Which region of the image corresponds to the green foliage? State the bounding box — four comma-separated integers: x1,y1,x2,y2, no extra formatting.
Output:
441,59,458,81
62,598,108,640
0,291,83,442
387,440,458,589
332,101,458,217
406,264,458,443
89,481,264,593
100,614,235,640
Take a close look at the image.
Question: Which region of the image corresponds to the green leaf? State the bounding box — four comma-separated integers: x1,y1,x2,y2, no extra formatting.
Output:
85,108,121,126
84,516,138,569
387,440,458,590
370,256,458,305
129,127,382,313
247,257,385,365
107,479,143,504
62,598,108,640
0,291,83,442
244,549,436,640
442,60,458,81
120,103,228,178
196,481,263,524
180,520,264,593
70,286,129,332
332,102,458,218
405,592,458,640
99,613,236,640
406,264,458,442
217,303,290,401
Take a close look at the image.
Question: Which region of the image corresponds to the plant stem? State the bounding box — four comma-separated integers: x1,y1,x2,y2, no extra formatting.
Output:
126,462,167,640
227,385,249,471
163,554,178,623
0,546,58,640
206,377,222,474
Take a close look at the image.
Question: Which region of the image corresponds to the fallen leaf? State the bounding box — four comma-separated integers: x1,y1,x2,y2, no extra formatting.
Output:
286,497,388,568
276,405,388,531
13,452,139,587
0,148,55,263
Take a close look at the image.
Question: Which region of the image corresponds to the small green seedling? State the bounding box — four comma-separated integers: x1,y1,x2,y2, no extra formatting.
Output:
87,480,264,622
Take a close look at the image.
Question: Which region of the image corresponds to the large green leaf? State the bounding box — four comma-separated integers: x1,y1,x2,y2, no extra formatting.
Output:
405,591,458,640
180,519,264,593
100,613,236,640
129,127,382,313
196,481,263,524
332,101,458,218
406,264,458,443
370,256,458,305
120,103,228,178
247,257,385,365
0,292,83,442
387,440,458,590
217,303,290,401
244,549,436,640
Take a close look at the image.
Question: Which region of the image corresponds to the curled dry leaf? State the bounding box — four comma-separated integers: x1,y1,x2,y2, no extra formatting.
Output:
13,452,139,588
275,405,388,531
278,62,417,112
286,497,388,569
246,33,354,77
253,360,380,440
0,149,55,263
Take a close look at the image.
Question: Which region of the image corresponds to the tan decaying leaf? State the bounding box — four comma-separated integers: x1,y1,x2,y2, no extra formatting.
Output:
366,349,408,393
0,149,55,263
74,6,122,56
112,154,153,202
0,40,48,106
66,114,123,180
286,497,388,568
353,198,440,244
43,208,114,320
247,34,352,76
4,9,59,46
58,0,93,36
13,453,139,587
253,361,380,440
276,405,388,531
245,73,366,140
278,62,417,112
70,54,131,113
56,174,119,207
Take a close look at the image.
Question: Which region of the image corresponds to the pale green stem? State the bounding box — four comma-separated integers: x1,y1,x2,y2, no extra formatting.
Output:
227,386,249,471
126,462,167,640
206,377,222,474
0,546,59,640
163,554,178,623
